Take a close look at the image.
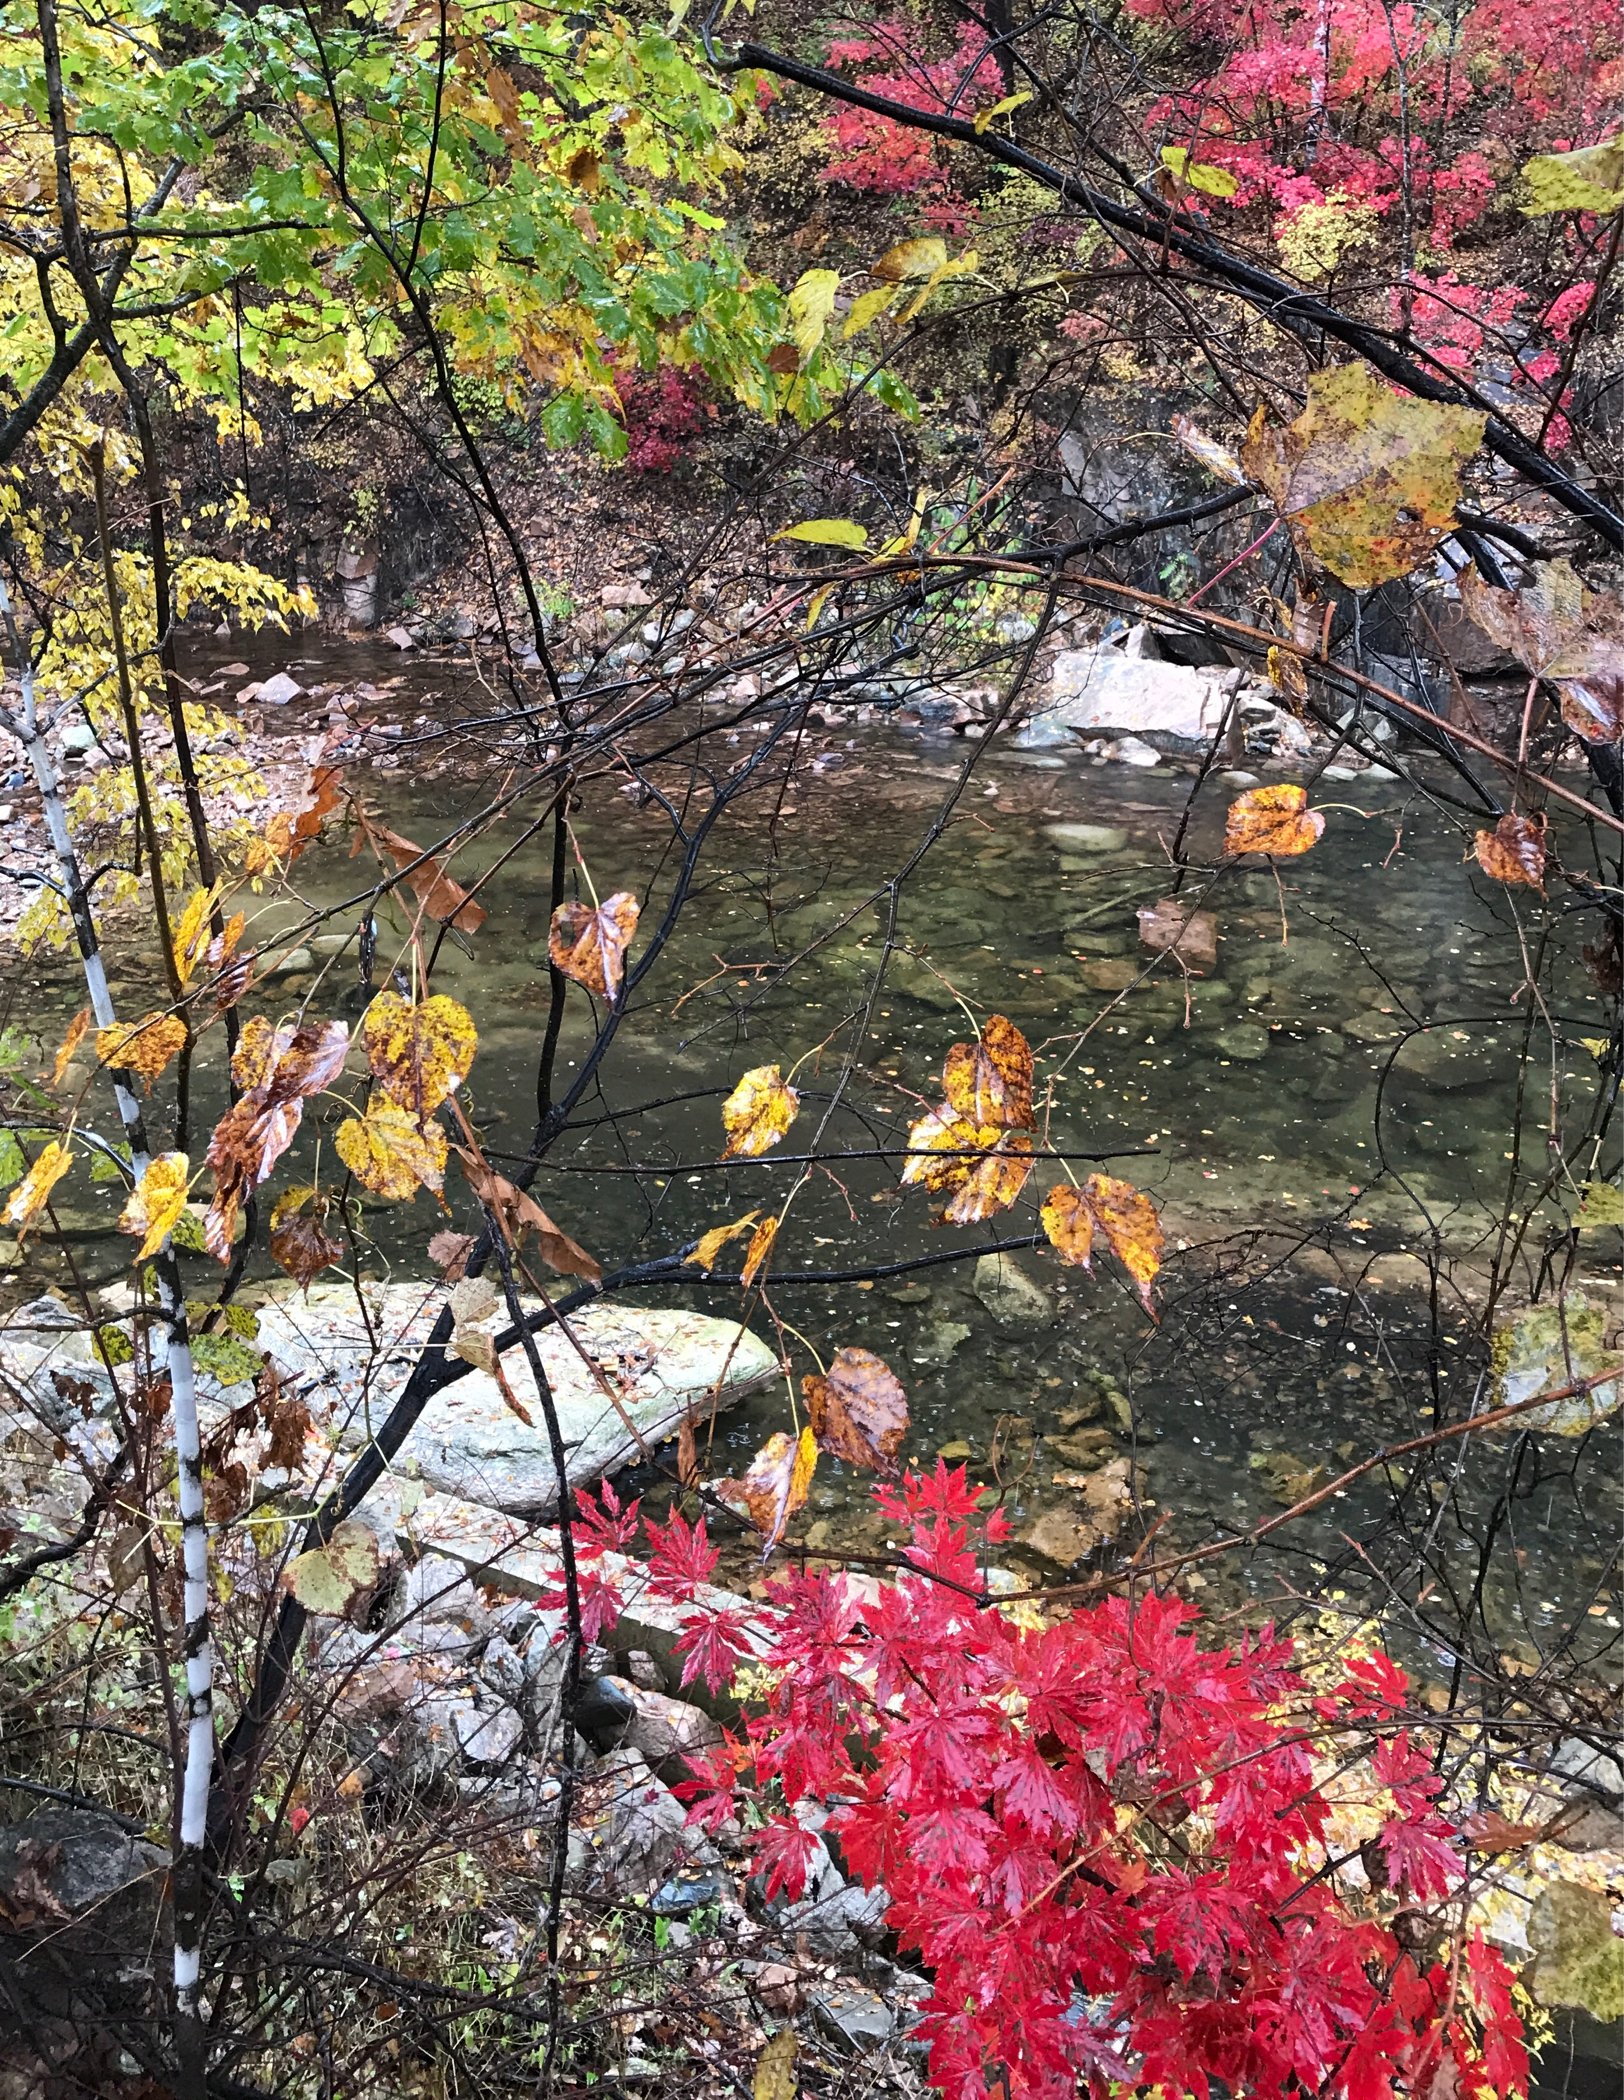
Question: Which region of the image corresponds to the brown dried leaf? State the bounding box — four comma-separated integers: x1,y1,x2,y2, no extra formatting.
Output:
259,764,344,872
549,891,640,1001
51,1008,90,1087
1136,897,1218,971
1458,561,1624,745
721,1064,800,1159
1473,811,1547,890
361,991,477,1118
729,1425,817,1553
269,1185,345,1287
231,1015,350,1103
205,1019,351,1260
1242,366,1484,588
454,1148,602,1280
1224,783,1325,858
96,1011,187,1090
351,804,487,934
803,1347,908,1472
335,1101,448,1199
427,1228,475,1279
942,1014,1033,1130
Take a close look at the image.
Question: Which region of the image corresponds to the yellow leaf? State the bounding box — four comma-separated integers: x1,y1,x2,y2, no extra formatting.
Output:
690,1210,763,1272
974,90,1032,133
729,1425,816,1552
171,883,221,987
773,518,869,549
739,1213,779,1289
1171,412,1246,486
805,583,834,631
335,1101,448,1199
360,991,477,1118
754,2026,798,2100
1160,145,1239,198
549,891,640,1002
96,1012,188,1091
52,1007,90,1087
1521,141,1624,217
283,1519,380,1616
721,1064,800,1158
119,1151,190,1261
2,1139,71,1238
872,237,947,282
1242,365,1484,589
895,251,978,326
1041,1173,1164,1315
842,284,899,339
1224,783,1325,857
787,268,841,357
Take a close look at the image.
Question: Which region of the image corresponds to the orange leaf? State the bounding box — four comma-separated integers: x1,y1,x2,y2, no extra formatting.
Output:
96,1012,187,1091
52,1008,90,1087
1224,783,1325,858
260,765,344,871
725,1426,817,1553
1039,1182,1095,1268
803,1347,908,1473
1041,1175,1163,1314
739,1213,779,1289
1473,812,1546,890
351,804,488,935
721,1064,800,1159
269,1185,346,1287
549,891,639,1001
690,1210,764,1273
901,1104,1033,1224
942,1015,1033,1130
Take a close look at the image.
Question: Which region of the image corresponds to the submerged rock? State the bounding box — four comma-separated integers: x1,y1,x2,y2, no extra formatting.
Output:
254,1283,778,1515
973,1254,1054,1329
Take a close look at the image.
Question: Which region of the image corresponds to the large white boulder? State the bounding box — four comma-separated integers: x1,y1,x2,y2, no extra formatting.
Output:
255,1282,779,1514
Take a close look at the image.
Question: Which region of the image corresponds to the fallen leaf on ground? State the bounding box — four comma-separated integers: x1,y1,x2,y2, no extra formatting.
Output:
721,1065,800,1158
754,2025,798,2100
804,1347,908,1472
1473,812,1547,890
549,891,640,1001
1225,783,1324,857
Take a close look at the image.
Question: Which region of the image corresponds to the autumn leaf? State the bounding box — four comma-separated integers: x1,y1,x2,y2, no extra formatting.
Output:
1520,140,1624,216
3,1140,72,1238
804,1347,908,1472
1041,1174,1164,1315
120,1152,190,1261
1458,560,1624,747
454,1147,602,1280
269,1184,345,1287
943,1015,1034,1131
361,991,477,1119
773,518,869,550
726,1426,817,1554
428,1228,475,1278
350,803,487,935
1224,783,1325,857
171,883,221,987
740,1213,778,1289
1171,412,1246,486
549,891,640,1002
753,2024,798,2100
721,1064,800,1159
52,1008,90,1087
1473,812,1547,891
258,764,343,872
231,1014,350,1101
283,1519,380,1616
1242,366,1484,588
205,1018,350,1259
336,1100,448,1200
787,267,840,356
1160,145,1240,197
96,1012,187,1090
690,1211,764,1272
872,236,947,282
1266,644,1310,707
901,1103,1034,1224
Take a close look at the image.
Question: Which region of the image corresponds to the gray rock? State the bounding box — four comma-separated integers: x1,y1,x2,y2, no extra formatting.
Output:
618,1683,723,1778
454,1698,524,1768
1043,821,1128,855
912,1320,972,1364
812,1984,897,2053
255,1283,778,1515
1109,735,1163,768
58,719,98,755
782,1882,890,1956
265,945,315,979
1214,1024,1271,1061
392,1553,497,1656
249,670,303,706
479,1633,528,1705
624,1649,665,1691
974,1253,1054,1328
1391,1027,1501,1093
581,1749,720,1895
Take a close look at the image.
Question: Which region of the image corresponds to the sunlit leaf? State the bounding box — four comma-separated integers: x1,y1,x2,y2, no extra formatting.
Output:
690,1210,764,1272
1242,365,1483,588
787,267,840,356
773,518,869,549
549,890,640,1001
1473,811,1547,890
335,1100,448,1199
1520,140,1624,217
872,237,947,282
739,1212,778,1289
119,1152,190,1261
361,991,477,1119
1171,412,1246,485
1224,783,1325,857
804,1346,908,1472
1161,145,1239,197
895,250,978,325
52,1008,90,1087
351,803,487,935
96,1012,187,1091
973,90,1032,133
942,1015,1033,1130
269,1184,345,1286
3,1139,72,1238
283,1519,380,1615
721,1064,800,1159
171,883,222,987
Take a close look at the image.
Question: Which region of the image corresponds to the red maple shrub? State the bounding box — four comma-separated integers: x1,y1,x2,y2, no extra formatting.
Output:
819,19,1002,225
615,363,707,472
545,1468,1529,2100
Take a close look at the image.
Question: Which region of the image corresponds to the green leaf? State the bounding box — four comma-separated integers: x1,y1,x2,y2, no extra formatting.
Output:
1521,141,1624,216
0,1130,24,1191
1575,1179,1624,1231
283,1519,381,1616
95,1323,134,1367
1161,146,1240,199
191,1331,265,1386
773,518,869,549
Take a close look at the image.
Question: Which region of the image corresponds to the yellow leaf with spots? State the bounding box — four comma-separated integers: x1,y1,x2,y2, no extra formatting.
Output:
3,1140,72,1238
283,1519,380,1616
754,2026,798,2100
1224,783,1325,857
1041,1174,1164,1315
335,1101,447,1199
1242,365,1483,589
96,1012,187,1090
119,1151,190,1260
361,991,477,1118
721,1064,800,1159
171,884,222,987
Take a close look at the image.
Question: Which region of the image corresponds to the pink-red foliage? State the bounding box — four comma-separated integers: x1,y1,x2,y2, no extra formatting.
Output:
543,1467,1529,2100
819,19,1001,223
616,363,707,472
